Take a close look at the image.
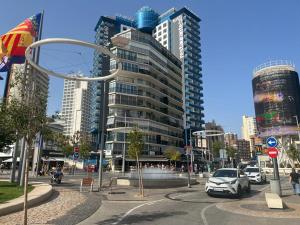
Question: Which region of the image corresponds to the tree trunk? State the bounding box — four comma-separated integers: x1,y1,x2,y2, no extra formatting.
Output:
23,142,31,225
17,137,26,185
20,140,27,187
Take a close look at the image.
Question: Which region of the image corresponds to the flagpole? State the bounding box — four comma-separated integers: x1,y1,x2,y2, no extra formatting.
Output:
35,10,44,64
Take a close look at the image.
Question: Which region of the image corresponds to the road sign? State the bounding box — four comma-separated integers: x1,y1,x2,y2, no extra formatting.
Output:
267,147,278,158
74,146,79,152
73,152,79,160
266,137,278,148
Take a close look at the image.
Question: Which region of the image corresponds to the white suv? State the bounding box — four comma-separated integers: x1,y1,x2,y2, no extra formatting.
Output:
244,167,266,184
205,168,250,197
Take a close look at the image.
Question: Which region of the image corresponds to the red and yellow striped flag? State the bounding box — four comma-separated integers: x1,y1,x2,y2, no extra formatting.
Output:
0,13,41,71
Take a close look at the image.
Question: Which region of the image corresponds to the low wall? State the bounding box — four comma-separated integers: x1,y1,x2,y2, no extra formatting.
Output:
117,178,197,188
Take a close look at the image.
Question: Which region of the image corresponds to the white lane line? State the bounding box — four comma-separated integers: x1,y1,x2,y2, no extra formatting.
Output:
112,192,193,225
200,203,216,225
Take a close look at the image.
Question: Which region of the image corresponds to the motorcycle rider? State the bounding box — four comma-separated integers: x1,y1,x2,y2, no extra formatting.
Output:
51,165,63,184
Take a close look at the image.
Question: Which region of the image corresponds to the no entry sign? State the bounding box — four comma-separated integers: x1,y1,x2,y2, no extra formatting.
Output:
267,147,278,158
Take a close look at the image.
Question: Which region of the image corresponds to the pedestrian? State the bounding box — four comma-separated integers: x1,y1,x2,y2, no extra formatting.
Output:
289,168,300,195
0,163,4,174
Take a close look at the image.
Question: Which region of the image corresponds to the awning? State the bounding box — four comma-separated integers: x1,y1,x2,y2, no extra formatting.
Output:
41,157,65,162
3,157,20,163
125,157,169,162
0,152,12,158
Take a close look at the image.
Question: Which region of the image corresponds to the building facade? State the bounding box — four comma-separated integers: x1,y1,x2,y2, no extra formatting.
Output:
61,76,91,137
224,132,238,148
91,16,136,150
236,139,251,161
92,6,205,151
252,61,300,138
106,29,184,167
151,7,204,142
241,115,257,141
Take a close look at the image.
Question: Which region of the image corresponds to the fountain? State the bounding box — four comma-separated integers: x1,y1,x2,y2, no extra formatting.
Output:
117,167,197,188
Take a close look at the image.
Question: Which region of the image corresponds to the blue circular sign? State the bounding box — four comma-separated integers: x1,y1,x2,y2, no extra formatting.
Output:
266,137,278,148
73,152,79,159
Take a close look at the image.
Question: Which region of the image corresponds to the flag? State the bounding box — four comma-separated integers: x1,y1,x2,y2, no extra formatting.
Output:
0,13,41,72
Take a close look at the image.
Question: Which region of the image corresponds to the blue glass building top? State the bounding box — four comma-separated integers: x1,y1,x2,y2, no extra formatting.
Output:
135,6,159,34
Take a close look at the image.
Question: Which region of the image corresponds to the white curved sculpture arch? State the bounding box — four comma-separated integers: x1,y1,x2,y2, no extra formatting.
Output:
25,38,121,81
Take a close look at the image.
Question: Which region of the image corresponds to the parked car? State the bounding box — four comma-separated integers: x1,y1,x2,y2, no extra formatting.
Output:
244,166,266,184
205,168,250,197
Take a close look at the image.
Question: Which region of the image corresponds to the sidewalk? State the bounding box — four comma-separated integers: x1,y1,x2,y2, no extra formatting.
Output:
216,177,300,219
0,182,53,216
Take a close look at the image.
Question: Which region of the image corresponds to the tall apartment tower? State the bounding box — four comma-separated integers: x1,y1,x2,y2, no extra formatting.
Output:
151,7,204,142
241,115,257,141
91,16,135,149
92,6,204,150
8,64,49,103
107,29,184,167
61,76,91,137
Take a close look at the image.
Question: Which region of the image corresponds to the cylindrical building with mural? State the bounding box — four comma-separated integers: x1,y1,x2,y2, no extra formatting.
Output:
252,61,300,138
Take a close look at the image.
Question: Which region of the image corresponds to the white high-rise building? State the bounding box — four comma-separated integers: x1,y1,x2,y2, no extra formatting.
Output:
61,76,91,137
241,115,257,141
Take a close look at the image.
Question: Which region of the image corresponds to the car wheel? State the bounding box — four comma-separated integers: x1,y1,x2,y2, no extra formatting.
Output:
246,182,251,193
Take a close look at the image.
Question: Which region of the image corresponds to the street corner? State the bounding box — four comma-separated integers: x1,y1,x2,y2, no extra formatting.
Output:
216,200,300,219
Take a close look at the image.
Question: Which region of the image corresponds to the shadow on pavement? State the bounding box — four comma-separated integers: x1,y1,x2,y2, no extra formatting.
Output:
96,210,188,225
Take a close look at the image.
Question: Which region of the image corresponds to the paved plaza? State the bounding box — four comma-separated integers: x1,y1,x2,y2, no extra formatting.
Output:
1,172,300,225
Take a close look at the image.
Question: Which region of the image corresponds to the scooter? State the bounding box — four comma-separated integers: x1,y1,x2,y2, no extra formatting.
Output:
50,171,63,184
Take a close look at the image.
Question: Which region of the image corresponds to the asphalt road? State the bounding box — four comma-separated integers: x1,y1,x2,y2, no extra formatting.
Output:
2,171,300,225
79,176,300,225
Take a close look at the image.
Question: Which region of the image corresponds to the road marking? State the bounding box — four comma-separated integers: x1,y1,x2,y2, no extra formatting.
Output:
200,203,216,225
112,192,193,225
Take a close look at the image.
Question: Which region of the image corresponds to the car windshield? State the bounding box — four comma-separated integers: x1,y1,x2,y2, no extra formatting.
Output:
245,168,259,173
213,170,237,178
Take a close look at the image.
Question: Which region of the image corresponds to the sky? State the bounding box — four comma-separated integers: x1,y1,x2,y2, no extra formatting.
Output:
1,0,300,137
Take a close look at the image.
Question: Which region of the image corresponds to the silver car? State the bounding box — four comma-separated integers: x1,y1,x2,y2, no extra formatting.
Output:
205,168,251,197
244,167,266,184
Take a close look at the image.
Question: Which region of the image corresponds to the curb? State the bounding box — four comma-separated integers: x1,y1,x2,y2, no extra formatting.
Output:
0,182,53,216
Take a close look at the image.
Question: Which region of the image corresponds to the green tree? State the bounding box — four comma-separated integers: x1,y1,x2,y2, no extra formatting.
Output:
212,141,224,158
164,147,181,167
226,146,236,167
0,103,17,150
128,127,144,196
226,146,236,158
6,65,48,225
286,144,300,167
79,133,92,159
